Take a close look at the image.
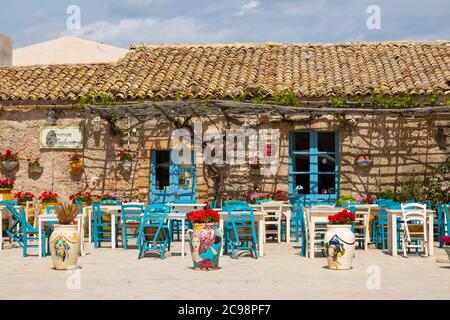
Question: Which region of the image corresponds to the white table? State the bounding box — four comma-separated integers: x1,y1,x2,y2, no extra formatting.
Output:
386,209,435,257
250,203,292,244
0,204,25,251
218,210,265,257
38,214,83,258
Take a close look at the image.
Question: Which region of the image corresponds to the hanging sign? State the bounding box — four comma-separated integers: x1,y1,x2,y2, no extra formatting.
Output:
40,126,83,149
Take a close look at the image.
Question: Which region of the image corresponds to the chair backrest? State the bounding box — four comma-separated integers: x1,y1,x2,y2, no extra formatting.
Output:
5,202,34,231
46,205,62,215
255,199,272,205
0,200,18,206
341,202,356,208
401,203,427,242
92,202,108,226
121,203,144,221
140,204,170,241
224,200,247,207
311,204,335,208
100,199,121,205
260,201,282,221
226,205,256,242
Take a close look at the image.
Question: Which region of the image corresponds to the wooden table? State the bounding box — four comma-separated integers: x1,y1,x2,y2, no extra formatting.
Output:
250,203,292,244
385,209,435,257
217,210,265,257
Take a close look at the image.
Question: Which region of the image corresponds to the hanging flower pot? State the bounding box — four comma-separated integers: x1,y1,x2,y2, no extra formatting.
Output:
355,155,372,167
186,209,222,271
122,160,132,172
27,156,44,175
0,149,19,172
324,210,356,270
68,152,83,176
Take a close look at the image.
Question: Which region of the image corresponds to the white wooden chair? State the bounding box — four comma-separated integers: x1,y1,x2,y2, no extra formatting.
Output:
400,203,428,257
353,206,370,250
260,201,282,243
304,205,336,258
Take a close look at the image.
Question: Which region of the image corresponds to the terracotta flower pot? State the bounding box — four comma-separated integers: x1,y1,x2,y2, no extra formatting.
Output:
0,188,13,201
324,224,355,270
49,224,81,270
70,161,83,176
187,223,222,271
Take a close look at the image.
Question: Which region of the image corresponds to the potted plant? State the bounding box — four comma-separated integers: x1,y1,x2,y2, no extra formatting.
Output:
68,153,83,176
248,155,262,175
272,190,289,202
14,191,36,224
248,192,273,204
116,148,133,172
49,203,81,270
0,149,19,171
186,208,222,271
100,192,119,202
38,191,59,212
442,236,450,261
0,178,15,200
324,209,356,270
69,191,92,206
336,195,355,206
27,156,44,175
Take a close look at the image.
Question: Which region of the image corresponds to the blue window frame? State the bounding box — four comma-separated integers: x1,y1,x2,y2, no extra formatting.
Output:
288,131,340,204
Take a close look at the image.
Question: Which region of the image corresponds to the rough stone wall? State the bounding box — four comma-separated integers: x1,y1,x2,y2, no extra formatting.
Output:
0,105,448,203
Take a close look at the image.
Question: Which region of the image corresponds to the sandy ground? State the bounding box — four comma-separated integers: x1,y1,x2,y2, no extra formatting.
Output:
1,241,449,300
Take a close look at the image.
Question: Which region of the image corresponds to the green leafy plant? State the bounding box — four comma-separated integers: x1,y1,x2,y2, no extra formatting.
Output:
336,195,355,206
78,93,96,109
100,92,114,105
273,90,300,107
378,189,397,200
330,97,346,108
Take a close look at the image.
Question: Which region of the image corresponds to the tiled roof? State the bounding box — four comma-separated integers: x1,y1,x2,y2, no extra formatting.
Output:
0,41,449,102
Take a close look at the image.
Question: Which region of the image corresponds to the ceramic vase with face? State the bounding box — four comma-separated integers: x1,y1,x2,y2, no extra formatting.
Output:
324,224,355,270
49,224,80,270
187,223,222,271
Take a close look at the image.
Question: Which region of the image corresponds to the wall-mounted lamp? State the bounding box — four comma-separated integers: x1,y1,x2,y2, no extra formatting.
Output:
93,116,102,132
46,108,58,126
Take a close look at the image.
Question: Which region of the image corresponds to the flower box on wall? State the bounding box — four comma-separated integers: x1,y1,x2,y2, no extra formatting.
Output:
355,155,372,167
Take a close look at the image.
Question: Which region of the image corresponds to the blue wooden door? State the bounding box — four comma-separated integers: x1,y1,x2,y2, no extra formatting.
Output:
288,131,340,206
150,150,196,204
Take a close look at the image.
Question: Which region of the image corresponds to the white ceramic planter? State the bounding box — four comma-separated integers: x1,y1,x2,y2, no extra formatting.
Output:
122,160,132,172
49,224,81,270
324,224,355,270
1,160,18,171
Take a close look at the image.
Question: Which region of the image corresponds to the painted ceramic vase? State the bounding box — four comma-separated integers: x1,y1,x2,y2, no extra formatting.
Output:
122,160,132,172
324,224,355,270
187,223,222,271
28,165,44,175
49,224,81,270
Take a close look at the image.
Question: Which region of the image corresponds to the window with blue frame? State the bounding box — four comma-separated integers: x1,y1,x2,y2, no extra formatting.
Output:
289,131,339,199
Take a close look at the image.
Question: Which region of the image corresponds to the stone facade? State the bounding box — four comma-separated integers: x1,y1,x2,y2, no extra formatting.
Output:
0,104,448,203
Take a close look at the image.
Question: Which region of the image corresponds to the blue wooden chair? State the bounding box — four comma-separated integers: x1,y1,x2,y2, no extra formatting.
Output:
4,201,47,257
121,203,144,250
226,205,258,259
137,204,171,259
437,203,449,247
255,199,272,205
92,202,119,248
373,201,401,250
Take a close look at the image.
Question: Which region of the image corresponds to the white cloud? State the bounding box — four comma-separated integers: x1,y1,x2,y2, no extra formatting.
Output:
237,1,260,16
62,17,234,46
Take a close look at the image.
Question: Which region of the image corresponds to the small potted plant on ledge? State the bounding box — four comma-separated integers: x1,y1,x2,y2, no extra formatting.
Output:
27,156,44,175
0,178,15,200
68,152,83,176
0,149,19,171
116,148,133,172
49,203,81,270
324,209,356,270
186,208,222,271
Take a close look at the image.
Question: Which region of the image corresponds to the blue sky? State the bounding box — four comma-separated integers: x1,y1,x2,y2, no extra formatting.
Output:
1,0,449,48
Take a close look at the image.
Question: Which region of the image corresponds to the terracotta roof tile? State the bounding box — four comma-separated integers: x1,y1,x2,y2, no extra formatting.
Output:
0,41,449,102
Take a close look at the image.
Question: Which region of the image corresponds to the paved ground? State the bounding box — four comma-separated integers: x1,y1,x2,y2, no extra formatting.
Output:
1,241,449,299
